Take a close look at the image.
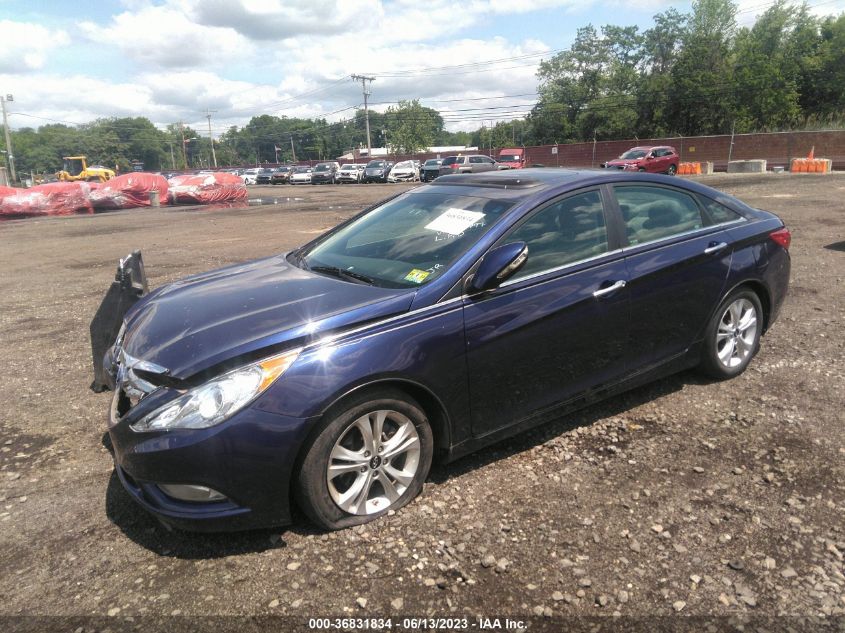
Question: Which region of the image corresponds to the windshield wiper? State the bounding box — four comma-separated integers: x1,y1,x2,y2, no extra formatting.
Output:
309,265,375,285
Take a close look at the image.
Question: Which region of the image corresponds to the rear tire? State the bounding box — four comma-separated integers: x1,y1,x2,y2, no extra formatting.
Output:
296,389,433,530
699,288,763,379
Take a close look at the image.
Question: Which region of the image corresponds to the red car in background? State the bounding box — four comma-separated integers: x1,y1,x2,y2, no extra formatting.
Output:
603,146,679,175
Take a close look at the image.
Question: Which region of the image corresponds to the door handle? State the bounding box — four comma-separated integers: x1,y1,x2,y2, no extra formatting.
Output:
704,241,728,255
593,280,627,298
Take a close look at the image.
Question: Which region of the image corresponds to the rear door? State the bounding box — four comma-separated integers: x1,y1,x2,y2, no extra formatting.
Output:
463,187,630,437
611,183,733,370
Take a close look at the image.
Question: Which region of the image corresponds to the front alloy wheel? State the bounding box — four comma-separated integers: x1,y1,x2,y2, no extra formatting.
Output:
667,164,677,176
327,410,420,515
296,389,433,529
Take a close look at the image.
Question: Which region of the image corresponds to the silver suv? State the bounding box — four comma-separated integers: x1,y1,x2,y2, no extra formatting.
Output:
438,154,498,176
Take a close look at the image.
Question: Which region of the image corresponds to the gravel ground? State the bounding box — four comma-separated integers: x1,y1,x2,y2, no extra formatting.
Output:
0,175,843,631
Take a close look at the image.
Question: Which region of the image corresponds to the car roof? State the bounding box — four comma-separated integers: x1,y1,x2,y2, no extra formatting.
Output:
423,168,729,202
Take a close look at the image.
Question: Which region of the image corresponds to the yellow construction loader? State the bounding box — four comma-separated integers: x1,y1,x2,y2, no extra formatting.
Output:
56,156,116,182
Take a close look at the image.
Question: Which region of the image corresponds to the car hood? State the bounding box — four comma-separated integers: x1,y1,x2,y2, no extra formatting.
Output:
121,255,414,380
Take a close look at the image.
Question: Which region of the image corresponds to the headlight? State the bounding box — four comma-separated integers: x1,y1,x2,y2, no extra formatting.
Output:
130,349,300,432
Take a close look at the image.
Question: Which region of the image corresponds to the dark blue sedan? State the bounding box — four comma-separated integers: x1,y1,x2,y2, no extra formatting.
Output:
105,169,791,531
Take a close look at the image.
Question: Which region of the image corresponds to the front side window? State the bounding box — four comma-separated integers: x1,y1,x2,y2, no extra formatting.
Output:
505,190,609,280
615,185,704,246
301,192,514,288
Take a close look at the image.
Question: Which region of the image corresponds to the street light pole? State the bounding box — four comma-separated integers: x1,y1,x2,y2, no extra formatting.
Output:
1,94,17,183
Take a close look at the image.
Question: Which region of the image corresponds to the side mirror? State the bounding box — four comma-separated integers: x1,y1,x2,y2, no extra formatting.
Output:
646,155,654,160
468,242,528,293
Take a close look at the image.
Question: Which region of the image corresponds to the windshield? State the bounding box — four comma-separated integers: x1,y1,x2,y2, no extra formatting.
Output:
340,164,354,170
620,149,648,159
315,164,331,171
499,154,521,162
441,157,461,165
367,161,385,168
300,192,514,288
63,158,84,176
424,160,440,166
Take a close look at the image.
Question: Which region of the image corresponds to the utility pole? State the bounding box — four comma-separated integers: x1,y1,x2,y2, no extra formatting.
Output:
351,75,375,157
290,135,297,163
204,109,218,168
167,141,176,169
1,94,17,183
178,122,188,169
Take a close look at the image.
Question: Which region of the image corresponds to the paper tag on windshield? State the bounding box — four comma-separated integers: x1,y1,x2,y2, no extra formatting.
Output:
425,209,485,236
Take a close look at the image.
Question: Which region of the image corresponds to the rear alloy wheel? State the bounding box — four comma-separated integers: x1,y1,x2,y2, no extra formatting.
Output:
296,390,433,530
700,289,762,379
667,164,677,176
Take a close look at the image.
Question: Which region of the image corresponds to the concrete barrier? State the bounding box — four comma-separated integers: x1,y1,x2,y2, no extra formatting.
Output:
727,160,767,174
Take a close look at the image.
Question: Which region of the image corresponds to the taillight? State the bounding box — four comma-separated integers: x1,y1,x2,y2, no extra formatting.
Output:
769,227,791,250
449,163,460,169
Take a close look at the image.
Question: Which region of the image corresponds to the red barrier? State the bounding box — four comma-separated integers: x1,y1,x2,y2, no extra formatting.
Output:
167,173,247,205
0,182,93,219
89,172,169,209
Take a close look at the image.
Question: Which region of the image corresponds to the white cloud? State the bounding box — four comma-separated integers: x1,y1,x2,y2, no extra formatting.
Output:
78,5,250,69
0,20,70,73
0,72,161,129
190,0,378,40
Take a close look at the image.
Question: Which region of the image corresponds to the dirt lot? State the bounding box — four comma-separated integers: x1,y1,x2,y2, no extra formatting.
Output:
0,175,843,631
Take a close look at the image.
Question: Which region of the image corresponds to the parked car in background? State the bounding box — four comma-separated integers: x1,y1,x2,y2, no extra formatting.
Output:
604,146,679,175
270,166,294,185
312,162,340,185
289,166,313,185
497,148,525,169
438,154,498,176
387,160,419,182
337,164,366,183
420,158,442,182
104,169,790,532
255,168,277,185
363,160,394,183
240,168,260,185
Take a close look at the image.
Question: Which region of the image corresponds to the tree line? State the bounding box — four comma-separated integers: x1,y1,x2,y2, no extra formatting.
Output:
2,0,842,176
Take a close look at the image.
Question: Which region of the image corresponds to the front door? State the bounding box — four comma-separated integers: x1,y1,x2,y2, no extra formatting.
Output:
463,188,630,438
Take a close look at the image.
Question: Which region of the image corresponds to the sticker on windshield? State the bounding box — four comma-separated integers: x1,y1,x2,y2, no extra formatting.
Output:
404,269,431,284
424,209,485,236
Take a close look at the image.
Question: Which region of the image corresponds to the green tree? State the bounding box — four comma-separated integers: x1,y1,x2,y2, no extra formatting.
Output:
383,100,442,154
666,0,738,135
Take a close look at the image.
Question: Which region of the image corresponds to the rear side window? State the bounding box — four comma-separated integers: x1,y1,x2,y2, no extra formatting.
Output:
506,190,609,280
699,196,743,225
615,185,704,246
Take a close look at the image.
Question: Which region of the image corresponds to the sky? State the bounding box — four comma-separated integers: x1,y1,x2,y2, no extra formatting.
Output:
1,0,843,137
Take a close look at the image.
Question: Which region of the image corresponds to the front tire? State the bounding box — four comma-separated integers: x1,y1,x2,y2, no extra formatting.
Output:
667,164,677,176
699,288,763,379
296,389,433,530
